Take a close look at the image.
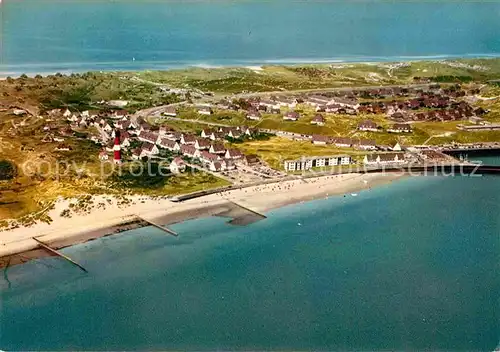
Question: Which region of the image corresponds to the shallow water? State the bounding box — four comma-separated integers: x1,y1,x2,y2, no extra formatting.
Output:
1,176,499,350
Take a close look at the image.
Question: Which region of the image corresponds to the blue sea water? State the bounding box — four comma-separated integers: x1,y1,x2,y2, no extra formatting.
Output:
1,175,499,350
1,0,500,75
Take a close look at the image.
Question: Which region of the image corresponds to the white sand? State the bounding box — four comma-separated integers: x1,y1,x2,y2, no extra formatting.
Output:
0,173,403,258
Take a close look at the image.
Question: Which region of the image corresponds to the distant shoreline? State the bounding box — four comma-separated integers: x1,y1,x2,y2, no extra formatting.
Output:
2,54,500,78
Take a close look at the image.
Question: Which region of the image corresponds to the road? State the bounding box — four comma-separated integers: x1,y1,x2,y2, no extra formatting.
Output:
131,101,186,125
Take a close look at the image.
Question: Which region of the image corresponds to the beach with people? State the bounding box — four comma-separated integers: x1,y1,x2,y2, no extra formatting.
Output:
0,172,403,264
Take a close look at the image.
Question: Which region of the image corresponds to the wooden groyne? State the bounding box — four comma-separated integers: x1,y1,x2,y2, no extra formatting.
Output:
135,215,178,236
225,199,267,219
32,237,88,273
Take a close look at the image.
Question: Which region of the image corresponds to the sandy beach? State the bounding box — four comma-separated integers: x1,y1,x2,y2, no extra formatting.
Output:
0,173,404,265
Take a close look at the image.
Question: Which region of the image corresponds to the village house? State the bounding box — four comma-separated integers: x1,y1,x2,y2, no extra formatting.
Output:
63,109,73,118
102,123,114,133
99,150,109,161
194,138,211,150
310,114,326,126
54,144,73,151
209,131,225,141
259,100,280,110
159,126,174,136
81,110,100,118
388,123,413,133
169,157,186,174
158,138,181,152
228,128,242,139
225,148,243,160
312,134,330,145
325,104,342,113
209,142,226,155
41,134,54,143
330,97,360,110
209,161,223,172
120,131,131,148
199,151,220,164
216,99,232,110
164,131,182,141
200,128,215,138
12,109,27,116
358,120,380,132
331,137,353,148
305,95,330,107
246,109,262,121
114,120,131,130
141,142,159,157
131,149,141,160
139,122,152,132
138,131,160,145
180,144,200,158
392,142,404,151
180,134,196,145
197,106,213,115
163,106,177,117
111,110,128,119
283,111,300,121
273,96,298,108
357,139,377,151
242,154,260,166
363,153,405,165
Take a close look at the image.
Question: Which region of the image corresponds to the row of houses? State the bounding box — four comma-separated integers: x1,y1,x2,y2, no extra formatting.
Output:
363,153,406,165
358,120,413,133
312,135,378,150
390,105,487,123
130,126,256,172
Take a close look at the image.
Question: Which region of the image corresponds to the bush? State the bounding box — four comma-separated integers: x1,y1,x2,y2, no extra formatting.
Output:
0,160,16,180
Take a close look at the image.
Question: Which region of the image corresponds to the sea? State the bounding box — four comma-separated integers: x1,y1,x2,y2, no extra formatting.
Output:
1,0,500,76
1,1,500,349
1,168,499,350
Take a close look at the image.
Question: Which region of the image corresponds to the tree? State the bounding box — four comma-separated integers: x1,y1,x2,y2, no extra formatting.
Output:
20,73,28,79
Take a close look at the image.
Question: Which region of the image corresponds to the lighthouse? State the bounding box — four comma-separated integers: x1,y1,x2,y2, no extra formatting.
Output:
113,130,122,164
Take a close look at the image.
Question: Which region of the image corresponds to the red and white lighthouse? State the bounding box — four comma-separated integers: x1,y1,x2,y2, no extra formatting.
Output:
113,130,122,164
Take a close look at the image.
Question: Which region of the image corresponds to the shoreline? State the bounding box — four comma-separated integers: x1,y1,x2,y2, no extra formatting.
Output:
1,54,500,78
0,173,405,268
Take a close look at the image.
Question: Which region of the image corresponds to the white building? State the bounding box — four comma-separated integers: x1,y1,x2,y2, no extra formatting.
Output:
283,155,352,171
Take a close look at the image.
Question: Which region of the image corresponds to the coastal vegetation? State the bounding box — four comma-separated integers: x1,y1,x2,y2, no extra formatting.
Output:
2,58,500,223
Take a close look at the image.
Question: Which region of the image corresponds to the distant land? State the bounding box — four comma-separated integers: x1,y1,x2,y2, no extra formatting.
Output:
2,0,500,75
